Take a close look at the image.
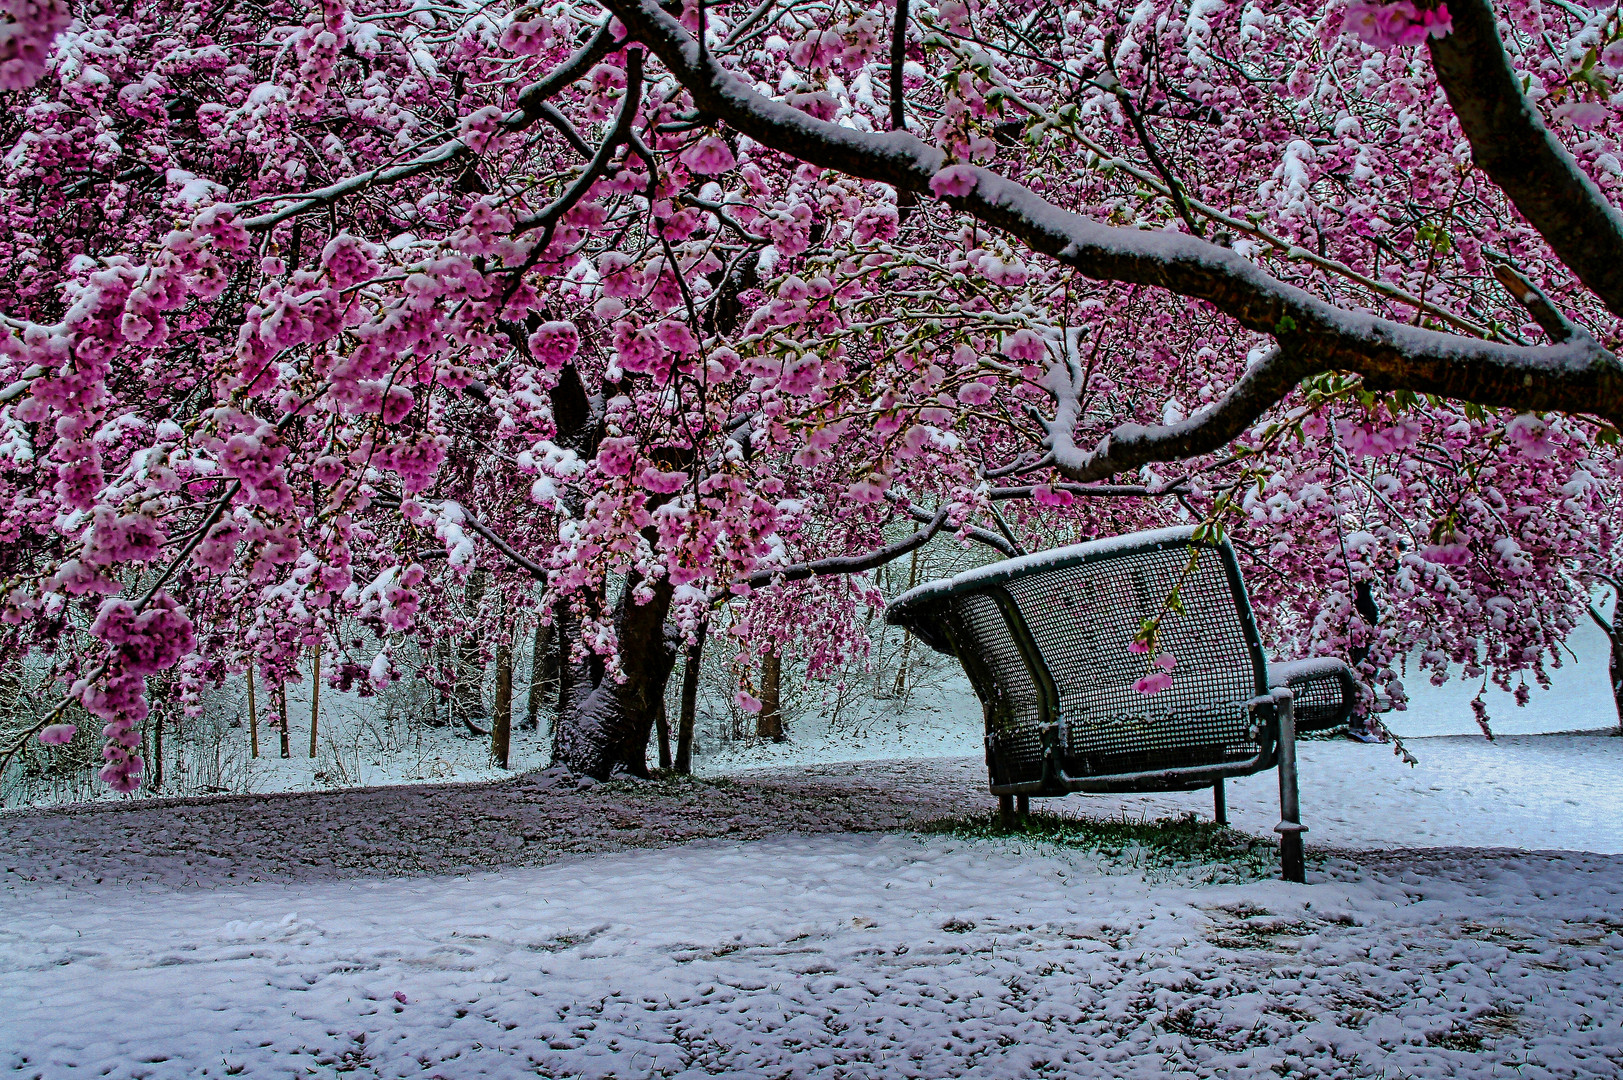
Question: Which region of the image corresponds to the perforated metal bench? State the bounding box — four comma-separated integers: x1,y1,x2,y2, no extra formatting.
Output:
885,525,1357,881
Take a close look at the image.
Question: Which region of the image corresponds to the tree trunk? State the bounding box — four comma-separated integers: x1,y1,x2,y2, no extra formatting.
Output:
655,699,672,772
309,651,320,759
675,620,706,775
757,651,785,741
247,666,259,759
550,573,678,779
524,616,554,731
277,682,290,759
1611,627,1623,736
492,638,512,768
151,705,163,792
452,570,488,729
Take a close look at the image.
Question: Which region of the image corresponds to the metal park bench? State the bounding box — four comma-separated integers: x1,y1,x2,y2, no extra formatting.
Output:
885,525,1357,882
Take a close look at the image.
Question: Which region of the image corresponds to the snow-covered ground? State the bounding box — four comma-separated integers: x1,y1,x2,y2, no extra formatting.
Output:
4,831,1621,1079
6,738,1623,1078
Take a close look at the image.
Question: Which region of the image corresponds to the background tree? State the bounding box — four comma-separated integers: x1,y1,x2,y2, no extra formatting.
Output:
4,0,1623,789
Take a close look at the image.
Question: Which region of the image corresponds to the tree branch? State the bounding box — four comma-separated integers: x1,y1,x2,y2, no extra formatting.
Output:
1491,259,1577,344
1430,0,1623,319
240,22,617,232
604,0,1623,481
745,504,951,588
893,498,1017,556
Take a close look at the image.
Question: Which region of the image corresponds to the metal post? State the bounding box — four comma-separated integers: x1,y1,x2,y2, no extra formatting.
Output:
1273,687,1306,883
998,793,1015,830
1016,794,1029,822
1212,778,1227,826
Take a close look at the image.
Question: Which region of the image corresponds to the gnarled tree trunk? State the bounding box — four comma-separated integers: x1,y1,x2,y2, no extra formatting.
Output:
550,573,678,778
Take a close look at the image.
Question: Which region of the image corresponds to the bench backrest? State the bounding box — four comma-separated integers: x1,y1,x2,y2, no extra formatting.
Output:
887,526,1271,787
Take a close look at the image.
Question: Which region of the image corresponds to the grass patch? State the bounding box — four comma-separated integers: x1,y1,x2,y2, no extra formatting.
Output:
921,809,1291,881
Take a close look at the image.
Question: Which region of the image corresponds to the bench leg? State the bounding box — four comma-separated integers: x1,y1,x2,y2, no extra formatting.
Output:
1273,688,1306,883
1212,779,1227,827
998,793,1015,830
1016,794,1029,822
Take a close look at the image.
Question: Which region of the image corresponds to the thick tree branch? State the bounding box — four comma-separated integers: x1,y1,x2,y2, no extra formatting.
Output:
889,0,909,133
1430,0,1623,319
605,0,1623,476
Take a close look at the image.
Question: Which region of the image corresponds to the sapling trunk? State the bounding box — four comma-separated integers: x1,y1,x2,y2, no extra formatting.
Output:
492,638,512,768
277,682,289,759
246,667,258,759
309,652,320,759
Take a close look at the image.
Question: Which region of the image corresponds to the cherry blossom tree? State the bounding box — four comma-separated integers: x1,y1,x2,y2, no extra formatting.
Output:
4,0,1623,789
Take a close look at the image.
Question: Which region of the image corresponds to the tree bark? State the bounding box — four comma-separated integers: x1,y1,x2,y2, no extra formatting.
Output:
524,616,554,731
550,573,678,779
655,699,672,771
492,638,513,768
309,651,320,759
246,666,258,759
757,651,784,741
675,620,706,775
277,682,290,759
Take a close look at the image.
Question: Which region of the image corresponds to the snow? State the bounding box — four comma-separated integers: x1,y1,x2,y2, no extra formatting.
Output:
5,825,1623,1077
889,525,1201,618
7,613,1623,1078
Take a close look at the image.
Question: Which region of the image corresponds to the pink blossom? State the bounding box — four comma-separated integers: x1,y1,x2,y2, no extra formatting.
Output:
679,136,737,176
1343,1,1451,48
499,18,553,56
929,164,979,199
38,723,76,745
1555,101,1611,130
0,0,70,90
957,381,996,406
1420,541,1472,566
1003,329,1048,363
735,691,763,713
1505,413,1555,458
1153,653,1177,672
1133,671,1174,695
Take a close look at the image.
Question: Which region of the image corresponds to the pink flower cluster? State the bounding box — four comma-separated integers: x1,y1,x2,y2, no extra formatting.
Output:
91,593,197,676
1342,1,1452,48
0,0,70,90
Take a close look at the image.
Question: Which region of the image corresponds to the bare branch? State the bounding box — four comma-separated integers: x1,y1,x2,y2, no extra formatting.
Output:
1491,260,1578,344
894,499,1017,556
746,504,951,588
1430,0,1623,319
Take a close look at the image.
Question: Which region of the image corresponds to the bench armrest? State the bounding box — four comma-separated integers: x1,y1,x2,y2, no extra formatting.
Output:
1267,657,1358,733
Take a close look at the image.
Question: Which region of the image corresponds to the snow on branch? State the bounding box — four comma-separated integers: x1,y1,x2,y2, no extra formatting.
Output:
745,504,952,589
1431,0,1623,320
606,0,1623,452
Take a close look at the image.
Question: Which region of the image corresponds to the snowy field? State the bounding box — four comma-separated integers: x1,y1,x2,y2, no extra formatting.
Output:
5,738,1623,1079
